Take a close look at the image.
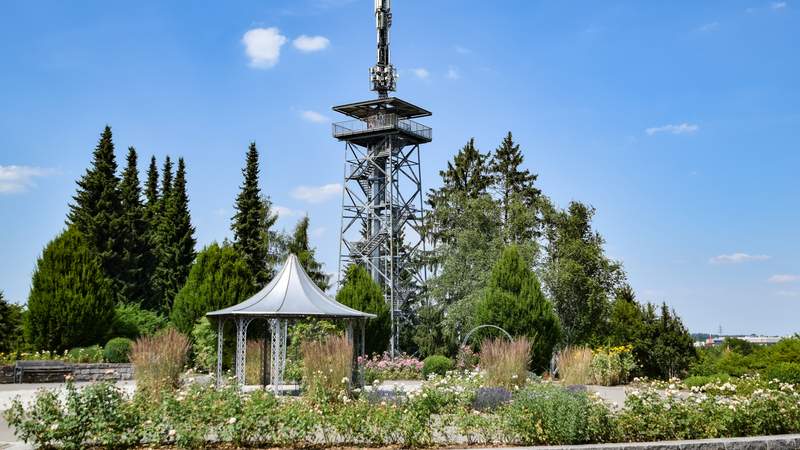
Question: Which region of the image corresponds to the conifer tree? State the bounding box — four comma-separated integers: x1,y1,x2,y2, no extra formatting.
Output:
489,132,542,243
171,242,256,334
429,138,493,204
144,156,159,208
67,126,123,296
118,147,156,306
26,228,115,352
0,291,23,353
336,264,390,354
287,216,330,290
232,143,273,286
153,157,196,312
159,156,173,211
475,245,561,371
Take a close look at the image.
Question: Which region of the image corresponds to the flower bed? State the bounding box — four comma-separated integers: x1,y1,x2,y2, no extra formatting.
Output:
360,353,423,383
5,371,800,449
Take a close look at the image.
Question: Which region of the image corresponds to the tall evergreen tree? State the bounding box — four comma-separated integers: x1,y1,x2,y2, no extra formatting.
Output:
475,245,561,371
287,216,330,290
429,138,492,205
489,132,542,243
153,157,196,312
118,147,156,306
171,242,256,334
144,156,159,208
232,143,272,286
336,264,390,355
26,228,115,352
0,291,24,353
67,126,123,296
159,156,173,212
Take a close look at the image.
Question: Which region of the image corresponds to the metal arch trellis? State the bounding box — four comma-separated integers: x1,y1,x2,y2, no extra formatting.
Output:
460,325,513,349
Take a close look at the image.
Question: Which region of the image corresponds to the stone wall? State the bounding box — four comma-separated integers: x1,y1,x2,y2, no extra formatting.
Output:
0,363,134,383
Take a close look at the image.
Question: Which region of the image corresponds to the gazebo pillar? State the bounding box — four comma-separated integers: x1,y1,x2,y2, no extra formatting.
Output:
234,317,253,385
269,318,287,393
216,319,224,387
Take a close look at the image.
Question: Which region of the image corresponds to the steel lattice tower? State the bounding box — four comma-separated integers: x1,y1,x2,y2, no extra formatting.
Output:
333,0,431,356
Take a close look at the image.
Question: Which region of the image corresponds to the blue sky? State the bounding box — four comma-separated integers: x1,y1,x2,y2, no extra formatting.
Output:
1,0,798,335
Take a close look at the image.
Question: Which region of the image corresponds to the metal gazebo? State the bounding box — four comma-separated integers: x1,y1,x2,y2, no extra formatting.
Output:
206,254,375,390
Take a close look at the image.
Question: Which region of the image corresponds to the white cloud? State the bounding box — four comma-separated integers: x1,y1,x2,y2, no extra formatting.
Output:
0,165,55,194
455,45,471,54
446,66,460,80
242,27,287,69
273,205,302,219
771,2,787,10
709,253,770,264
300,110,329,123
697,22,720,32
411,68,430,80
645,123,699,136
291,183,342,204
769,274,800,284
292,35,330,52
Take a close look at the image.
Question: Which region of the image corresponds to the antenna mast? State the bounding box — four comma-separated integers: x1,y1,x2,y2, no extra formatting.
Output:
370,0,396,97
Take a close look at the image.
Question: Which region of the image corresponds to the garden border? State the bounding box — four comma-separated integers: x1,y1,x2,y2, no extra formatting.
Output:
0,363,133,384
492,433,800,449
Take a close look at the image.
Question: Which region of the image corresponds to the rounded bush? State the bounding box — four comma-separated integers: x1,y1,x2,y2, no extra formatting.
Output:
422,355,453,378
764,362,800,383
104,338,133,363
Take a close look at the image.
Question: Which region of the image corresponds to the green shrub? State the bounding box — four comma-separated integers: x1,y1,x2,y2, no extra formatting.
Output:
191,317,217,373
108,303,167,339
103,338,133,363
422,355,452,378
66,345,104,363
589,345,637,386
764,362,800,383
682,373,731,388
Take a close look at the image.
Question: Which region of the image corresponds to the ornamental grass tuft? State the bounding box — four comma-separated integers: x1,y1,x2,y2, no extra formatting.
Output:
556,346,593,385
301,333,352,402
130,327,189,400
480,337,530,389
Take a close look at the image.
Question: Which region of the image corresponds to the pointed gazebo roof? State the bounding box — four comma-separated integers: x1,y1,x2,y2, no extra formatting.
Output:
207,254,375,319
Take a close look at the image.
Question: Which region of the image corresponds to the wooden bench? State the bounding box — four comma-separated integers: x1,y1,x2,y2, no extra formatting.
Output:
14,360,73,383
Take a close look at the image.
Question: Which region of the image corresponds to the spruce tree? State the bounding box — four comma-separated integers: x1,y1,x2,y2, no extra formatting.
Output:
153,157,196,312
171,242,256,334
232,143,272,286
475,245,561,371
490,132,542,243
118,147,156,306
67,126,123,297
159,156,173,213
144,155,159,208
287,216,330,290
336,264,390,355
26,228,115,352
429,138,493,205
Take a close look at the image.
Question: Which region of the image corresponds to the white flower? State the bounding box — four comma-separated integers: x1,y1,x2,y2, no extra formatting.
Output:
341,377,349,384
227,417,237,425
168,429,177,437
50,423,59,431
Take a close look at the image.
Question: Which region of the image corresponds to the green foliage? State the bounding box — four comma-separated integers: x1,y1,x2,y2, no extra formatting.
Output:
411,304,450,358
422,355,453,377
287,216,330,290
66,126,124,302
153,157,196,312
475,245,561,371
103,337,133,363
171,242,256,334
0,291,24,353
764,362,800,384
232,143,277,286
542,202,624,346
108,303,168,340
191,317,217,372
336,264,390,355
589,345,637,386
489,132,542,243
26,228,115,352
118,147,157,307
66,345,104,363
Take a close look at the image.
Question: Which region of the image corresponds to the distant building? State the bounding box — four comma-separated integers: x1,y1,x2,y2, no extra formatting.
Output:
694,335,783,348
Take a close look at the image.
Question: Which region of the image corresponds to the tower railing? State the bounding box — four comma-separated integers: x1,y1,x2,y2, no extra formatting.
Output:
332,114,432,141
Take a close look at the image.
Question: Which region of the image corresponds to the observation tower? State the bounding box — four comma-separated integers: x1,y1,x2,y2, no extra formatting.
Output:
333,0,431,356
